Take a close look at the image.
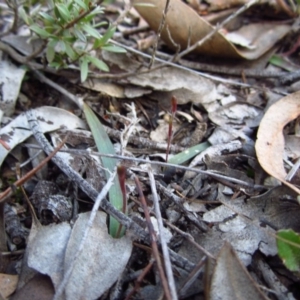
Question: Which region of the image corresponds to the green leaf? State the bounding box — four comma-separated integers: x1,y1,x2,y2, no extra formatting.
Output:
65,42,77,60
101,45,126,53
83,6,104,21
74,26,87,42
100,26,116,44
80,57,89,82
83,103,125,238
56,3,71,22
167,142,210,165
62,35,77,43
93,21,108,29
269,55,295,72
30,24,51,38
56,40,66,53
46,40,57,63
277,229,300,272
18,6,32,25
39,11,56,23
93,27,116,49
82,23,101,39
49,61,63,69
74,0,88,10
87,56,109,72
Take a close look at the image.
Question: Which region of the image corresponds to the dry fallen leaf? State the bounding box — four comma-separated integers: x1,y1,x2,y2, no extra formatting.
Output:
209,242,269,300
27,221,72,290
27,212,133,300
0,106,87,167
0,273,18,298
64,212,132,300
133,0,290,59
202,189,277,265
0,56,26,118
255,92,300,195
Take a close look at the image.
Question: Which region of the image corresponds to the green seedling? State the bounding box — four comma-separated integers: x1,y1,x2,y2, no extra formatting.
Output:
277,229,300,273
83,103,125,238
269,55,295,72
167,141,210,166
18,0,125,82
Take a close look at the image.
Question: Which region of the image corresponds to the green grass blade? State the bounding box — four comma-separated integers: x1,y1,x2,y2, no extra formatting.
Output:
83,103,125,237
167,142,210,165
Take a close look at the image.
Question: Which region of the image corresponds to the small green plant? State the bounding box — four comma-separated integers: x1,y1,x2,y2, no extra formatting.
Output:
83,103,126,238
18,0,125,81
277,229,300,274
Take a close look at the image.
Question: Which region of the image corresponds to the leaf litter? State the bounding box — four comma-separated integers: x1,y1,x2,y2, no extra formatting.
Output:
1,0,300,299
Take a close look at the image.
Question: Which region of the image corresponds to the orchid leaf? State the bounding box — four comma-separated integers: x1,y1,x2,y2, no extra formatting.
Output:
83,103,125,238
167,141,210,165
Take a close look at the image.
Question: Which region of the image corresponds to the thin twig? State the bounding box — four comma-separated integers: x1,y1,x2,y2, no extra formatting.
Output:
285,157,300,181
157,182,208,232
149,0,170,68
23,144,272,190
134,176,172,300
112,0,132,27
161,217,215,260
147,166,178,300
0,135,69,203
32,70,84,109
178,256,206,298
110,40,253,87
124,260,155,300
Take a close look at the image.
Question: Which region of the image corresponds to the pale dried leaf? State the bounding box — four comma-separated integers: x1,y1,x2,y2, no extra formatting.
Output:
81,80,125,98
209,242,269,300
64,212,132,300
0,56,26,117
209,102,263,128
0,106,87,167
224,32,256,49
27,222,72,290
255,92,300,194
202,185,277,265
102,51,220,108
